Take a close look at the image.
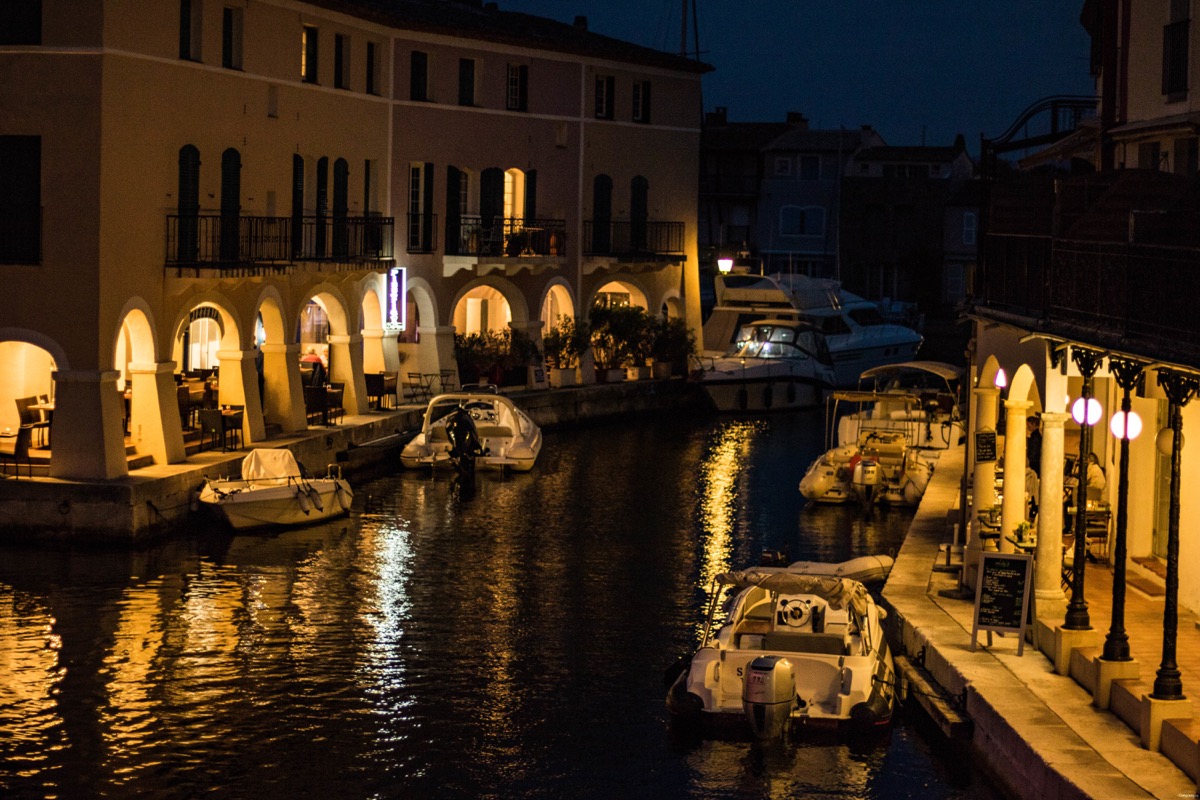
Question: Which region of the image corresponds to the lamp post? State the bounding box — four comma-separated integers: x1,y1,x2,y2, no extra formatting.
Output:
1064,346,1102,631
1102,358,1143,662
1151,368,1198,701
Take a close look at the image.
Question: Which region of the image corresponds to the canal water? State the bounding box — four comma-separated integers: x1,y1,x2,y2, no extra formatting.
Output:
0,411,1000,800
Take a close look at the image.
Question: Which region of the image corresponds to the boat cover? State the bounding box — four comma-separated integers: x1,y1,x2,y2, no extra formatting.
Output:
857,361,962,382
240,449,302,484
715,568,870,615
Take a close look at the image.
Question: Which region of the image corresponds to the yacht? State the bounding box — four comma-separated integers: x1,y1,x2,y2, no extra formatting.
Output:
689,319,835,412
704,272,923,387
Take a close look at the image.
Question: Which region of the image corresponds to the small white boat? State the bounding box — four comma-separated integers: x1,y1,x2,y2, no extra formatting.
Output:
829,361,965,450
704,273,923,387
666,559,896,738
798,430,934,507
400,391,542,472
198,448,353,530
690,319,835,412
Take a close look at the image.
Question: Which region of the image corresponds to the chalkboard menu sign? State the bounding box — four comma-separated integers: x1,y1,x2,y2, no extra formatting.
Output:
975,430,997,463
970,552,1033,656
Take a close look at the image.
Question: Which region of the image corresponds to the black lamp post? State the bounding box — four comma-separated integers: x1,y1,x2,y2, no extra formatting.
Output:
1065,347,1103,631
1102,358,1143,662
1151,369,1198,701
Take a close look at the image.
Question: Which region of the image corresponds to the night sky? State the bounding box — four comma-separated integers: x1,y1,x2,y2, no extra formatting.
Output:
501,0,1095,151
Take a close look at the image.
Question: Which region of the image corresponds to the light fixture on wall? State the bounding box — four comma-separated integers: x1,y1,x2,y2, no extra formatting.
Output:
994,367,1007,389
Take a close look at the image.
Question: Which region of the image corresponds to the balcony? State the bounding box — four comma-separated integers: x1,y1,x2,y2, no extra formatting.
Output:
583,220,684,258
166,213,393,272
977,232,1200,368
0,203,42,264
406,213,439,254
448,216,567,258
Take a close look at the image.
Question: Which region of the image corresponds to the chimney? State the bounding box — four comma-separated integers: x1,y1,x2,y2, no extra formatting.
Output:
574,15,588,31
785,112,809,130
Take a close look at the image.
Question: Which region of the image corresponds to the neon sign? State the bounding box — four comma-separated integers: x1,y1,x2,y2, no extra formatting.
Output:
385,267,406,332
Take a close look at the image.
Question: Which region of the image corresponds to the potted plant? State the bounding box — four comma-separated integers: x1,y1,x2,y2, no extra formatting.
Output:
589,304,651,382
543,315,589,388
649,316,696,379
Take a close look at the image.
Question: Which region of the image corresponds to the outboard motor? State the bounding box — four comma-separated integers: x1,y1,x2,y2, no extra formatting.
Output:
445,406,484,485
742,655,796,740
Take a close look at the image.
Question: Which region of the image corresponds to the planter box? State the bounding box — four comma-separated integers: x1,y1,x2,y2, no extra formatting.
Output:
548,367,577,388
626,366,650,381
597,368,627,384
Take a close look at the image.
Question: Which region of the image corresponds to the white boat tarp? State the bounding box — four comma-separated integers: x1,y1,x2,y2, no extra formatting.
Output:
715,568,871,615
240,449,302,484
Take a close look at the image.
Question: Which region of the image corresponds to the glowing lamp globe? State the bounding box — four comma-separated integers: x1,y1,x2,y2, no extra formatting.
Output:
717,257,734,274
1156,428,1185,456
1071,397,1101,426
1109,410,1142,440
994,368,1007,389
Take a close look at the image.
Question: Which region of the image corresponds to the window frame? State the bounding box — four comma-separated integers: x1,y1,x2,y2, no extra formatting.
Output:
334,33,350,90
302,25,319,84
962,211,977,246
632,80,651,123
179,0,202,61
410,51,429,101
594,75,615,119
458,58,477,106
506,63,529,111
221,6,243,70
366,41,379,95
774,156,793,177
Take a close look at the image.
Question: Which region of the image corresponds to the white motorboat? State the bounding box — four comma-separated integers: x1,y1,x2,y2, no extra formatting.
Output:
400,391,542,472
829,361,965,450
704,272,923,387
690,319,836,412
198,448,353,530
798,430,934,507
666,559,896,738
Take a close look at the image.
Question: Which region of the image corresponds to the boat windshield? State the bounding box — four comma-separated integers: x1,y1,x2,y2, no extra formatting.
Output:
727,324,808,359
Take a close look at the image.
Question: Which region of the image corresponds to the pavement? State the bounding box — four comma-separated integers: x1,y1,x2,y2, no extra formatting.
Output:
883,445,1200,800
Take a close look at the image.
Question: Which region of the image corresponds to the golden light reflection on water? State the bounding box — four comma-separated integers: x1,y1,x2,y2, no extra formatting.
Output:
0,587,63,755
694,420,764,636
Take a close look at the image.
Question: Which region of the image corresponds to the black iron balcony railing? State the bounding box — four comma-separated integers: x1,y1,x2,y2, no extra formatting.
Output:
978,232,1200,366
583,219,684,257
0,203,42,264
407,212,438,254
166,213,393,266
449,216,567,258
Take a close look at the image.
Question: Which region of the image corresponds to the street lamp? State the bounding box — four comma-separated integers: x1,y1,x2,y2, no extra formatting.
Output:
717,257,734,274
1072,397,1102,426
1065,346,1102,630
1102,357,1143,663
994,367,1007,389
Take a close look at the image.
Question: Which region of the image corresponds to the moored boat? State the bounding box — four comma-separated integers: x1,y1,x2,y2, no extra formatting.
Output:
667,559,896,738
828,361,965,450
798,430,934,507
400,390,542,472
198,448,353,530
690,319,835,412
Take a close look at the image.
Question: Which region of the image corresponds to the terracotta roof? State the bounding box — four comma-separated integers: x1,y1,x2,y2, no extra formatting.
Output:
310,0,712,74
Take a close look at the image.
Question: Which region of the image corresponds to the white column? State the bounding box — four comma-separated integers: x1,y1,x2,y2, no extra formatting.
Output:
327,333,366,416
1000,399,1031,553
262,342,306,432
127,361,186,466
217,349,266,444
361,328,391,374
48,370,128,480
1034,411,1070,605
966,386,1000,573
418,325,459,385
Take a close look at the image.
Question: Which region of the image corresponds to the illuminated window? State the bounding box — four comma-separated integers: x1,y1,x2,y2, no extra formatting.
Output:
302,25,318,83
504,169,525,224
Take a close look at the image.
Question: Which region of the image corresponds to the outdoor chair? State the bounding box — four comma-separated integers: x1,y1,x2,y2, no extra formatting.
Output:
198,408,225,451
304,385,330,426
0,425,32,478
15,397,49,448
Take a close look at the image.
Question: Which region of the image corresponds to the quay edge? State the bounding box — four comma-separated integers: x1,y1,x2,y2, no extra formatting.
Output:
0,380,708,545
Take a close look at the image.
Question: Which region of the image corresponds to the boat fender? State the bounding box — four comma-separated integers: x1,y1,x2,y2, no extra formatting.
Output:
335,481,351,510
306,484,325,512
665,670,704,720
295,487,311,515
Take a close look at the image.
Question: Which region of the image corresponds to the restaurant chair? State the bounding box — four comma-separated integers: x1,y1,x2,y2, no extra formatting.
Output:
177,385,198,429
364,373,385,410
15,397,49,448
327,383,345,425
437,370,458,393
220,406,243,451
303,385,330,426
406,372,432,402
0,425,32,478
198,408,224,451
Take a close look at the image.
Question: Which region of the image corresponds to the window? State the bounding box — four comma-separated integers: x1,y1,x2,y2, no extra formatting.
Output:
222,7,243,70
594,75,614,119
267,85,278,118
1139,141,1163,169
410,51,428,101
779,205,825,237
458,58,476,106
408,163,434,252
334,33,349,89
0,1,42,45
798,155,820,180
179,0,202,61
774,157,793,177
962,211,977,245
302,25,318,83
366,41,379,95
507,64,528,111
632,80,651,123
1175,136,1199,175
1164,0,1191,99
0,136,42,264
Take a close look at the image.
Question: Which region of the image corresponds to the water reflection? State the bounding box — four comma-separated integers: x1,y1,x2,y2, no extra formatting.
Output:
0,412,995,800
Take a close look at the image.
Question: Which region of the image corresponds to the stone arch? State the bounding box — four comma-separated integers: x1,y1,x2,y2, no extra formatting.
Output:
1008,363,1042,410
658,288,684,319
302,284,354,338
590,278,649,311
451,276,531,334
253,285,290,345
0,327,69,371
169,293,243,371
538,278,576,327
406,276,439,333
979,354,1003,389
114,297,159,375
0,328,66,431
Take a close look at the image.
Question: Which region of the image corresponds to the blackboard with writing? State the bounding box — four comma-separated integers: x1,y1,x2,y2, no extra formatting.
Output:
975,431,997,463
970,552,1033,656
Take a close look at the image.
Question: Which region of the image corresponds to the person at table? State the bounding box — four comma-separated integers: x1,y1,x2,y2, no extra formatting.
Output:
1026,415,1042,476
1086,452,1106,504
301,347,322,364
